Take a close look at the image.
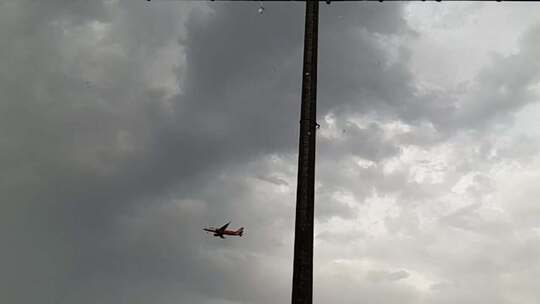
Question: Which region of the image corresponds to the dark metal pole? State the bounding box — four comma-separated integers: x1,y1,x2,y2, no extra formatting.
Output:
291,1,318,304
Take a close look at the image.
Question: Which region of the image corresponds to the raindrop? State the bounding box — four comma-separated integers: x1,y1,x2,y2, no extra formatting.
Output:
258,1,264,14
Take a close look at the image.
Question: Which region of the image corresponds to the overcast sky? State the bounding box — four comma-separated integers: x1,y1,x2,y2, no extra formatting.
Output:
2,1,540,303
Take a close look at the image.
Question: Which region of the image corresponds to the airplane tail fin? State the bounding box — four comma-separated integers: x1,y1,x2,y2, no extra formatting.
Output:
237,227,244,236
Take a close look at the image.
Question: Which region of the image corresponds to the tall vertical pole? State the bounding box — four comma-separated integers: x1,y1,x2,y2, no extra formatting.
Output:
291,1,318,304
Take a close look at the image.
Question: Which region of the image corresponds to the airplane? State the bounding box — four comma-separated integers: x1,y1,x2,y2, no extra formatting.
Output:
203,222,244,239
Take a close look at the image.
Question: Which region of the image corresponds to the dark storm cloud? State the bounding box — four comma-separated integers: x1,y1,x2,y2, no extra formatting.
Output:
319,120,401,161
1,1,418,303
4,0,540,303
0,1,194,302
165,1,419,185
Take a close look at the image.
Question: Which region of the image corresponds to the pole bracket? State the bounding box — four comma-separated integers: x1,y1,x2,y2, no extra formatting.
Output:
300,119,320,129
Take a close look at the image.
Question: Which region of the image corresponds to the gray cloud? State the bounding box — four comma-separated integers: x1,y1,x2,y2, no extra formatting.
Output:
366,269,410,282
3,1,540,304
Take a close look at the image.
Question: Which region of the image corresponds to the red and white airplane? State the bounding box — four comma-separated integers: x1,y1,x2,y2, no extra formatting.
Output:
203,222,244,239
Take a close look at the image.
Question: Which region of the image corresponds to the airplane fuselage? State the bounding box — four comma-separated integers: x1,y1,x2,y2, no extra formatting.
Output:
204,227,244,238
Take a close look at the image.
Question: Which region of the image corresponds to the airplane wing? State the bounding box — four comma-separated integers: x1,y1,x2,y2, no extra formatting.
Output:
216,222,230,233
219,235,225,239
